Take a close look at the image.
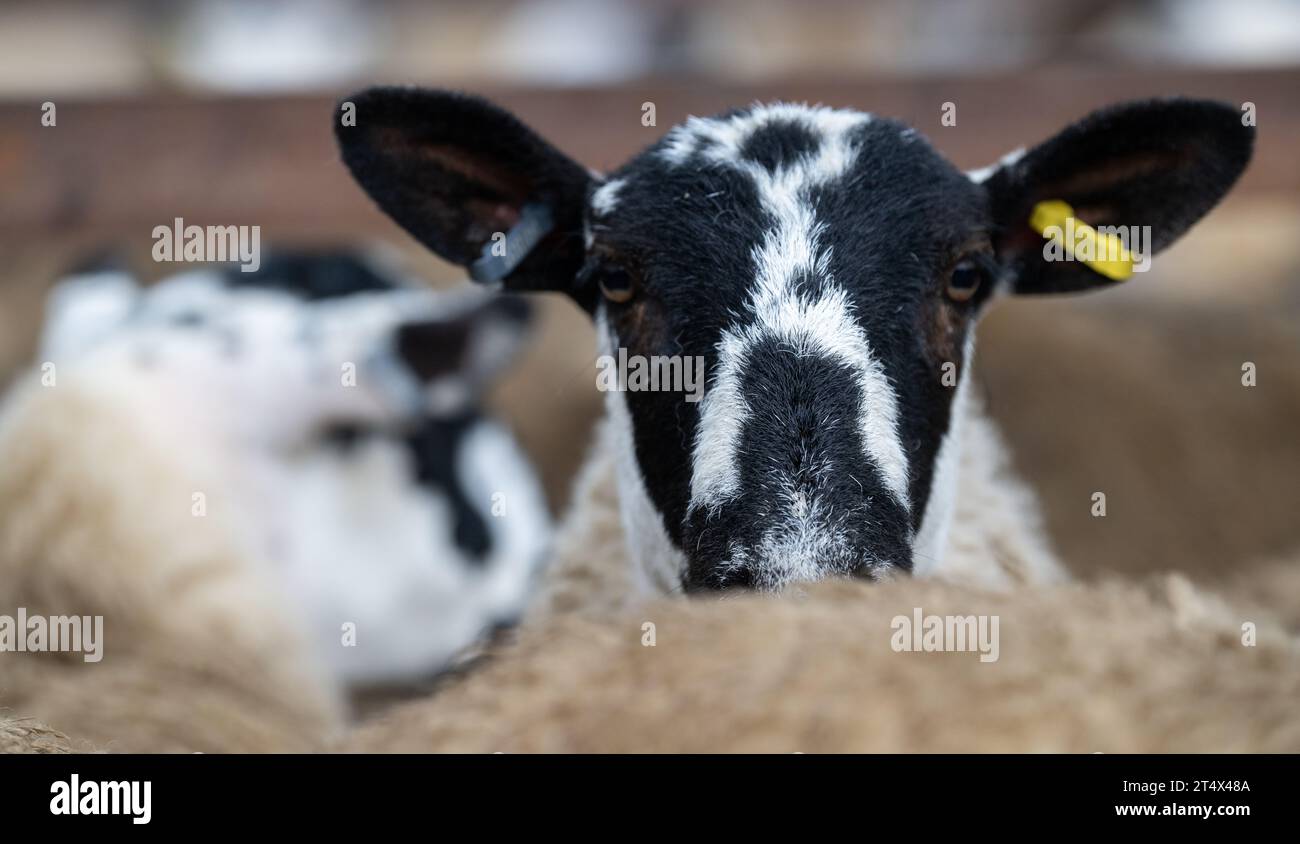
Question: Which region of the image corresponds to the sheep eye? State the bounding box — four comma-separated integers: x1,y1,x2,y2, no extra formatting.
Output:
598,267,636,304
946,259,985,303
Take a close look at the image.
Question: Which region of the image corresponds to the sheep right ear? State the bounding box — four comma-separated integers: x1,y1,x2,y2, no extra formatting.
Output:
336,87,593,295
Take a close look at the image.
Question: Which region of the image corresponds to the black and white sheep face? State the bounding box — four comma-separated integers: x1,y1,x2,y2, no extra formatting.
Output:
584,106,991,589
337,89,1253,592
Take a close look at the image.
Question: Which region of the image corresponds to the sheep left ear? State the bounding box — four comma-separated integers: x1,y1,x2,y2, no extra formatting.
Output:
335,86,593,295
983,98,1253,294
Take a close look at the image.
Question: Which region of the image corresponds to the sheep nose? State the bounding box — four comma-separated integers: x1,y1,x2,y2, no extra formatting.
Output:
681,532,912,593
681,329,916,590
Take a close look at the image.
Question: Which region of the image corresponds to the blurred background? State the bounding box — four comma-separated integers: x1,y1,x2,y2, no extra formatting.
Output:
1,0,1298,585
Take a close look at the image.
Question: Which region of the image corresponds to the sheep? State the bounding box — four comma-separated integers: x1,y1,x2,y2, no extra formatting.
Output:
0,250,551,750
336,90,1253,597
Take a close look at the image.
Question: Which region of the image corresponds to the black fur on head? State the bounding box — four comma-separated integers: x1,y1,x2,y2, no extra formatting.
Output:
337,89,1253,592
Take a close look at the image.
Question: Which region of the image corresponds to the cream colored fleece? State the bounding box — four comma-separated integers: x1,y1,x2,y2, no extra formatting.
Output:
4,372,1297,754
343,404,1300,753
0,373,342,752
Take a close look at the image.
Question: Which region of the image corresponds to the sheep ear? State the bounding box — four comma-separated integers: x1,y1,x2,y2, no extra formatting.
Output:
336,87,592,294
983,98,1253,294
395,294,534,413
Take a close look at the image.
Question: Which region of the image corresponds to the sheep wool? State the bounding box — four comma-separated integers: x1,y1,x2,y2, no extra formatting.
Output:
0,371,343,753
344,401,1300,753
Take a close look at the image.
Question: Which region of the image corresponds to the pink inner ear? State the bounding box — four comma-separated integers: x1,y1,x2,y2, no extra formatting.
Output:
1044,149,1187,210
999,147,1185,258
418,142,534,202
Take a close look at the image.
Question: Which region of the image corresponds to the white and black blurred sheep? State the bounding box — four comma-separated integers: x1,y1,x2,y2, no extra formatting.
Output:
0,250,550,744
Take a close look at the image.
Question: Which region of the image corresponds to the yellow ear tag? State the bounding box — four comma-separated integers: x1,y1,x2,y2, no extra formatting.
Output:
1029,199,1135,281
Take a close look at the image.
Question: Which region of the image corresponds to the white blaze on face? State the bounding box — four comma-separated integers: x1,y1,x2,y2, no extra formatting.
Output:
658,105,912,519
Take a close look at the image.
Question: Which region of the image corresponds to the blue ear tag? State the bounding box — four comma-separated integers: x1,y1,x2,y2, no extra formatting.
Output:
469,203,555,285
